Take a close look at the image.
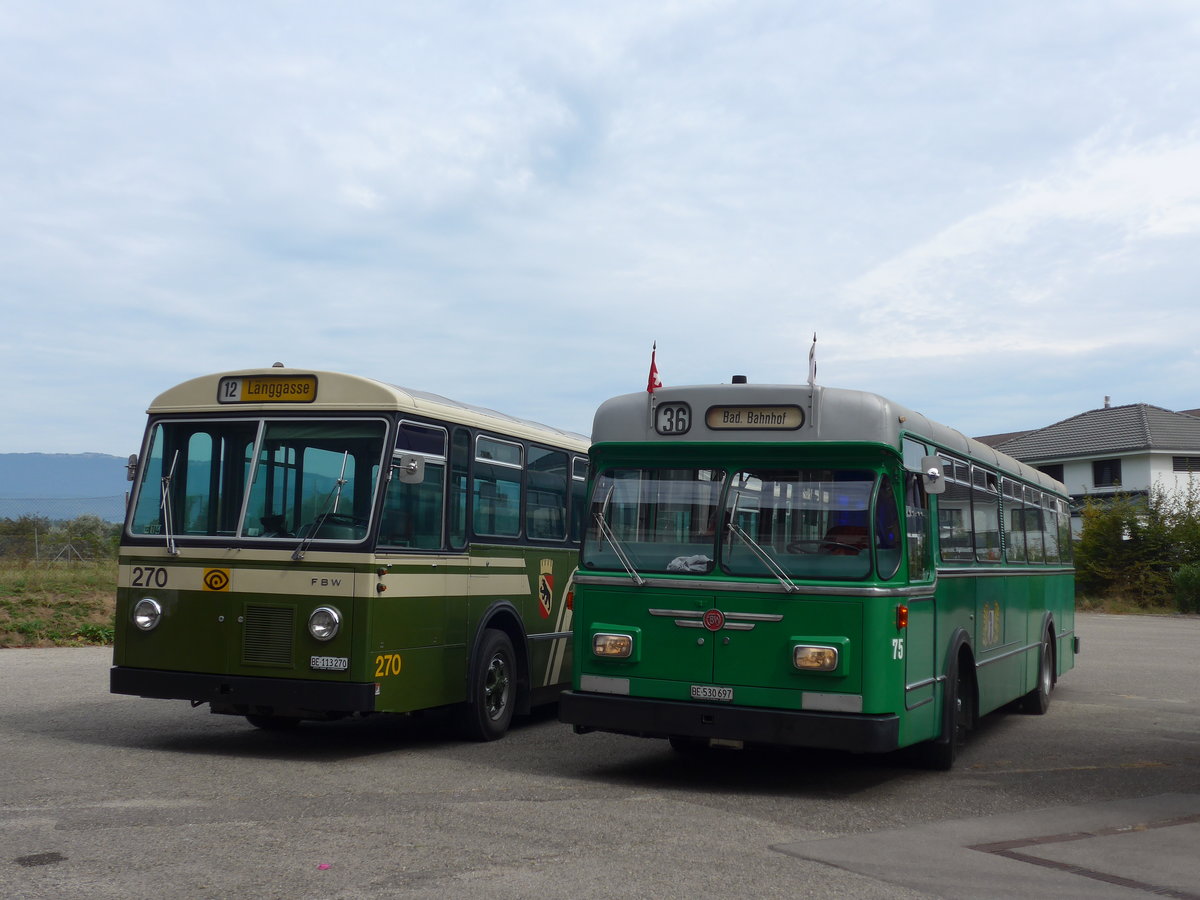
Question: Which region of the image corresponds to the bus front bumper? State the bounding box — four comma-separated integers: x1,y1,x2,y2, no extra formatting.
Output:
558,690,900,754
110,666,377,714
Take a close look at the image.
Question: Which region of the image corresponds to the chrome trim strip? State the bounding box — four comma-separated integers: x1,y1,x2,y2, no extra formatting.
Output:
577,574,938,598
905,677,938,691
722,622,755,631
725,612,785,622
675,620,703,628
648,608,784,622
975,640,1041,667
936,566,1074,578
528,631,571,642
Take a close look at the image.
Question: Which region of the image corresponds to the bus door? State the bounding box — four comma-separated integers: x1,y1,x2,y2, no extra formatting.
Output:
903,472,936,713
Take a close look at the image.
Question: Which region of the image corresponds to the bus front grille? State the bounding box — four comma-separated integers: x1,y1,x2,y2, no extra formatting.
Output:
242,605,295,667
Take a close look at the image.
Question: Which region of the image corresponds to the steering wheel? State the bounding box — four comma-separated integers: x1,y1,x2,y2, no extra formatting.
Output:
785,539,862,555
314,512,366,526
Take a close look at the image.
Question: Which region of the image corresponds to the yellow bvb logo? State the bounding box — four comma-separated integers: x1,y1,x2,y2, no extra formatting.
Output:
202,568,231,592
981,602,1002,647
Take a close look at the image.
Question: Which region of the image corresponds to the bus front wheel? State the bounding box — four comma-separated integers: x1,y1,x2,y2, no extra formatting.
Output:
245,714,301,731
457,628,516,742
916,653,973,770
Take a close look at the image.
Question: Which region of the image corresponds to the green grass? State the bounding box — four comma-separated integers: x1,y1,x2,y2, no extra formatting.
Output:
0,557,1186,648
0,559,117,647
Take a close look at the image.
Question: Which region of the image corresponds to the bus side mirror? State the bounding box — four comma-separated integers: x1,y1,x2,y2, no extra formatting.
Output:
921,456,946,494
126,454,138,482
393,454,425,484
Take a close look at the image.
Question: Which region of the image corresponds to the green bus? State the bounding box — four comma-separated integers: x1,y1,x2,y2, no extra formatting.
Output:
558,377,1076,767
110,366,589,739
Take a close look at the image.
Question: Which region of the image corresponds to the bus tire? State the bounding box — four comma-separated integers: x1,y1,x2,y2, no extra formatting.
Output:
245,714,301,731
916,651,972,771
457,628,516,742
668,735,710,755
1020,631,1054,715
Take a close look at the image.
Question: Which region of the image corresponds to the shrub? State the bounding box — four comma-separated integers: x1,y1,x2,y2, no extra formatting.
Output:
1074,484,1200,608
1173,563,1200,614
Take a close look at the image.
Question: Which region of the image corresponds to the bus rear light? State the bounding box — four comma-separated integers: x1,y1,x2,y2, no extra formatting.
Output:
896,604,909,629
592,633,633,658
793,645,838,671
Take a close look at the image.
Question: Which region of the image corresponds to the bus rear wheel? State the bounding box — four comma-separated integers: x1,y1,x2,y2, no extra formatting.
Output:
1020,631,1054,715
457,628,516,742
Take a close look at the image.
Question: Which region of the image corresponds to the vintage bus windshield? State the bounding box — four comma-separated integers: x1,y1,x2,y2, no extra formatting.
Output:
129,417,388,542
583,465,891,580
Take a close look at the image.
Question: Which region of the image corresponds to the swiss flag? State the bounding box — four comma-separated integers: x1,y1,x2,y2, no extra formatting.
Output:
647,342,662,393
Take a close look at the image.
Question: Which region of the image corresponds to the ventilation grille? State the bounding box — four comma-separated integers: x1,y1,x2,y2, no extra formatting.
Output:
242,605,295,667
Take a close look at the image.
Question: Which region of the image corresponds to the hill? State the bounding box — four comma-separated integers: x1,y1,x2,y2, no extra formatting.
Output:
0,453,129,522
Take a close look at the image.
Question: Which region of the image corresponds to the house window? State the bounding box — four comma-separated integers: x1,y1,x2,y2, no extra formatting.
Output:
1038,464,1064,483
1093,458,1122,488
1173,456,1200,473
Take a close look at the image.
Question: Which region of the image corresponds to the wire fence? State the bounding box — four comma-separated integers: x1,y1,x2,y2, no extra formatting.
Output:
0,496,126,561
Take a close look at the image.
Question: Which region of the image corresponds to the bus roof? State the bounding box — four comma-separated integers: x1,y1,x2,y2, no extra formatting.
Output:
593,382,1067,496
147,366,590,450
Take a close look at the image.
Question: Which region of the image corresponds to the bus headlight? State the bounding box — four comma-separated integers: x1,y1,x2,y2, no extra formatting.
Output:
132,598,163,632
593,632,633,658
308,606,341,642
793,644,839,671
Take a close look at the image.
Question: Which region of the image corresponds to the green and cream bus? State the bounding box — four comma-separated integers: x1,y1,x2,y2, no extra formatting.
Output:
110,366,589,739
558,377,1076,768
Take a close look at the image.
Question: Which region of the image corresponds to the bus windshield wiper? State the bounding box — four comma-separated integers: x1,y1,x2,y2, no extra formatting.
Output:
592,511,646,586
726,491,799,593
726,524,799,592
292,452,350,561
160,450,180,556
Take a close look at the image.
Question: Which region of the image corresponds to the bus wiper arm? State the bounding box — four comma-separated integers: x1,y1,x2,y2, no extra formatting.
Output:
592,512,646,586
292,452,350,561
160,450,180,557
727,523,800,593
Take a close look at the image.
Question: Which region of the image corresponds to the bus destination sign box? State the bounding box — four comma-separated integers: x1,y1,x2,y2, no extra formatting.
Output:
705,405,804,430
217,375,318,404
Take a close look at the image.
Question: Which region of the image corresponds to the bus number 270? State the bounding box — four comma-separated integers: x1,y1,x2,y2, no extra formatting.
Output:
131,566,169,588
374,653,403,677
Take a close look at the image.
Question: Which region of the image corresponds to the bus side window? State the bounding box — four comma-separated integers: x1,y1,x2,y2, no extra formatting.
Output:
569,456,588,543
449,428,470,549
905,473,931,580
379,422,448,550
527,446,568,541
875,475,902,579
938,459,973,562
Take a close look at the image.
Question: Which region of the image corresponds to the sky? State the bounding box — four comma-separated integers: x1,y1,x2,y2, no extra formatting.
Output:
3,1,1200,456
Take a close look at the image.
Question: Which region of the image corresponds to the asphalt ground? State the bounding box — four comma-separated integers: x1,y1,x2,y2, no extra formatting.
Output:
1,611,1198,899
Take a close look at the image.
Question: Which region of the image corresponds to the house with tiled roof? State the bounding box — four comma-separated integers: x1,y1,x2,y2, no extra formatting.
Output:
977,400,1200,534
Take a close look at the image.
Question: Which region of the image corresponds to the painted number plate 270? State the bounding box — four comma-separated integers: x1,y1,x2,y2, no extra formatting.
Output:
690,685,733,701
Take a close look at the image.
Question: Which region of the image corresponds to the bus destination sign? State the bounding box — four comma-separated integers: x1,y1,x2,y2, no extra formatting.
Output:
217,375,318,404
705,405,804,430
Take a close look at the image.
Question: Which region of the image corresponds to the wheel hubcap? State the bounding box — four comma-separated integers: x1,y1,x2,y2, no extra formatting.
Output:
484,654,510,720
